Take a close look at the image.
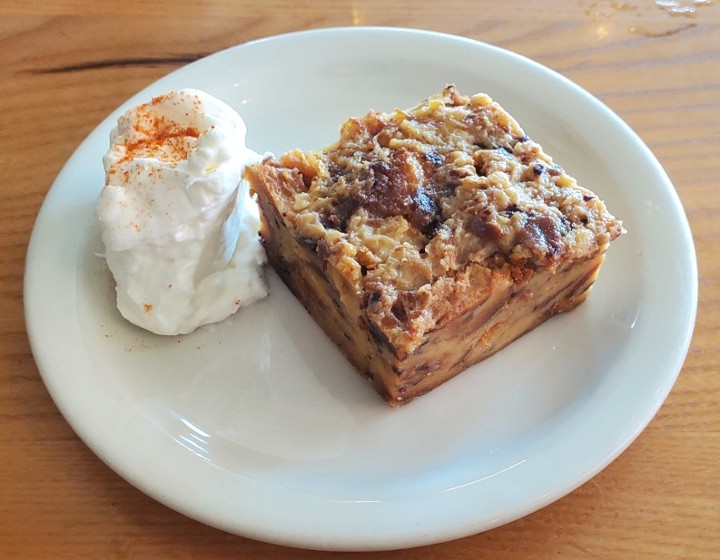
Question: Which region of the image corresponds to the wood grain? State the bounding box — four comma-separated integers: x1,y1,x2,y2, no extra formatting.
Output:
1,2,718,558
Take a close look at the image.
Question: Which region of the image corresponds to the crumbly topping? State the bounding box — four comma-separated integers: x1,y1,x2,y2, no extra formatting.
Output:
249,86,623,354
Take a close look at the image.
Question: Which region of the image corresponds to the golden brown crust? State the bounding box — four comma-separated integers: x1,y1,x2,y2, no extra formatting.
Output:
247,86,623,405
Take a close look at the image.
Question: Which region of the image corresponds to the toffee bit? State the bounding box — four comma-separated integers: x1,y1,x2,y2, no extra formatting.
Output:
466,214,503,242
322,194,364,232
500,204,520,217
317,239,332,269
422,218,442,239
410,188,439,233
368,291,382,305
517,213,566,257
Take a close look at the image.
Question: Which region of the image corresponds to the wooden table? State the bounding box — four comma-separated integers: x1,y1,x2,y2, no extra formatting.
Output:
2,1,718,558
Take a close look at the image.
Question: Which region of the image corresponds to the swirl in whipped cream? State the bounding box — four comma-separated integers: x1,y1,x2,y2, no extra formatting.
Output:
97,89,267,335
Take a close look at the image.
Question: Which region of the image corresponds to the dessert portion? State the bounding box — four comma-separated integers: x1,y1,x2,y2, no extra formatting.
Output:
247,85,623,406
97,89,267,335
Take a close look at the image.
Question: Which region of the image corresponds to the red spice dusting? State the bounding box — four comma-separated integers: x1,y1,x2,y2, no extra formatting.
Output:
143,303,153,313
119,107,200,165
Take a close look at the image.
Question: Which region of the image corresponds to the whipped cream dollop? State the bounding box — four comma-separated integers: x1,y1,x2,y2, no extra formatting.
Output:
97,89,268,335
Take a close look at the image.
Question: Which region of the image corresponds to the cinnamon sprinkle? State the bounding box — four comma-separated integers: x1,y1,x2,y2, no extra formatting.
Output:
118,104,200,165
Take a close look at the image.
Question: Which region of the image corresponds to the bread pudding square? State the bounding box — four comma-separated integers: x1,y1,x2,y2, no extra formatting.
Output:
246,85,623,406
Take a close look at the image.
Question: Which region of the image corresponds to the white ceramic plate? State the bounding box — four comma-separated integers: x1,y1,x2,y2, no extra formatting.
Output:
25,28,697,551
